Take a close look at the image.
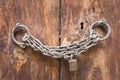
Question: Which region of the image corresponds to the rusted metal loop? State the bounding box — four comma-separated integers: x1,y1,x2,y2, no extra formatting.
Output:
12,23,30,48
89,20,111,41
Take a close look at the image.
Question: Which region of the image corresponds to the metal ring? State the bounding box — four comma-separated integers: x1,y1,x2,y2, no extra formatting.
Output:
12,23,30,48
89,20,111,41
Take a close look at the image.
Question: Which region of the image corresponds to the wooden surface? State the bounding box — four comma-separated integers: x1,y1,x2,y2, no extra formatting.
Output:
0,0,60,80
60,0,120,80
0,0,120,80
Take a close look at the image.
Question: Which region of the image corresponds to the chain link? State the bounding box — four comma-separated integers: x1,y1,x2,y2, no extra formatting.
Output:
21,29,102,58
12,20,111,59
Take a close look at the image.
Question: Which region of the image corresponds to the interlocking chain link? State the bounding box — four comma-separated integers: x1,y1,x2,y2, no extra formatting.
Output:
12,20,111,59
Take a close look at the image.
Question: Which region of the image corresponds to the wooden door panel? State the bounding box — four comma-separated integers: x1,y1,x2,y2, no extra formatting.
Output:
60,0,120,80
0,0,60,80
0,0,120,80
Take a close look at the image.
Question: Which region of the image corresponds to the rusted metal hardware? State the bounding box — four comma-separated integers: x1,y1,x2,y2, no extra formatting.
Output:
12,20,111,71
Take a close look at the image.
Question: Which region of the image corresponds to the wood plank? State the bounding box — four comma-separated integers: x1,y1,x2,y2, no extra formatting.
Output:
0,0,60,80
60,0,120,80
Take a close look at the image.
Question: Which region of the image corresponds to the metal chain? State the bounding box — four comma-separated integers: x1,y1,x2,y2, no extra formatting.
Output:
21,28,102,58
12,20,111,59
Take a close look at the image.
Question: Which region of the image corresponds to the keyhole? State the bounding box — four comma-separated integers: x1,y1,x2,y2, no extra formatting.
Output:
80,22,84,29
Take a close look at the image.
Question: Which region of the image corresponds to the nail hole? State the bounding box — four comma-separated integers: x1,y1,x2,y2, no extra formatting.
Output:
80,22,84,29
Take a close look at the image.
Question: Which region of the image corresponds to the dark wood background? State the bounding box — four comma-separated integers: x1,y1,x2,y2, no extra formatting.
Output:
0,0,120,80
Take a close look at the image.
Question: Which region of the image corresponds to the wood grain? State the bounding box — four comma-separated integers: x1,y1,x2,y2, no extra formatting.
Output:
60,0,120,80
0,0,60,80
0,0,120,80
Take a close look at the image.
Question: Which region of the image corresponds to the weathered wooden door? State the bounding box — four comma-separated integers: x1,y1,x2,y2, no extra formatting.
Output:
0,0,119,80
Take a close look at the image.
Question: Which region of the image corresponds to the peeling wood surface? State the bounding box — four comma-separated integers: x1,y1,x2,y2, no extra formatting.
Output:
0,0,59,80
60,0,120,80
0,0,120,80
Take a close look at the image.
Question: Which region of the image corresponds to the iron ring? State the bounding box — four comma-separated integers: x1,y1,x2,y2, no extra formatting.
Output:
12,23,30,48
89,20,111,41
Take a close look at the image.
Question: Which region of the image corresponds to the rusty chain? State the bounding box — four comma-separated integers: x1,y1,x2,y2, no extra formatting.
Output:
12,20,111,59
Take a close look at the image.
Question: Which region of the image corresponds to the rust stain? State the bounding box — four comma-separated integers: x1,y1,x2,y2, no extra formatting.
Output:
13,48,27,72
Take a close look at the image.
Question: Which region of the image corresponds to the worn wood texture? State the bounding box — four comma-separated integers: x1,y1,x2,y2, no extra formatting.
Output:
0,0,60,80
0,0,120,80
60,0,120,80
